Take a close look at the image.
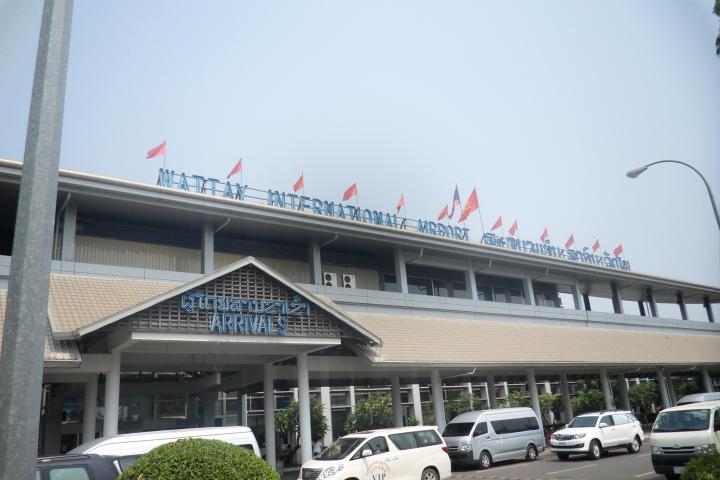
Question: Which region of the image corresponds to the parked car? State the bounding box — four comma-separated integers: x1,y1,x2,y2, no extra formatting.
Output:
675,392,720,406
549,410,643,460
37,454,120,480
442,407,545,470
68,426,260,473
649,400,720,480
299,426,451,480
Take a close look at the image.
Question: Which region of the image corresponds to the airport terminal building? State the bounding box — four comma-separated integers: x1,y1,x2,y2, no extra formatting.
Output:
0,158,718,465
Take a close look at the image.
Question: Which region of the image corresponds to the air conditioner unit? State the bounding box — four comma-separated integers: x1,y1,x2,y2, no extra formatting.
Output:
342,274,356,289
323,272,338,287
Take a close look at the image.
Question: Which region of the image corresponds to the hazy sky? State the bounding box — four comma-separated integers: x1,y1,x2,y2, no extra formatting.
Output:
1,1,719,317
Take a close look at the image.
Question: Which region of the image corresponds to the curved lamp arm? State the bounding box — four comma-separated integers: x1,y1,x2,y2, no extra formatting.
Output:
626,160,720,232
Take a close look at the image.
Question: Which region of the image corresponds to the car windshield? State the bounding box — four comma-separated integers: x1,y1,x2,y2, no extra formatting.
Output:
315,437,364,461
443,422,475,437
568,416,598,428
653,409,711,432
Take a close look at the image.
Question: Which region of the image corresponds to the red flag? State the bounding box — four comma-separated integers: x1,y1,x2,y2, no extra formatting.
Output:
293,172,304,192
146,140,166,159
540,227,549,242
592,239,601,253
508,220,518,236
491,216,503,231
227,159,243,179
396,194,405,213
565,234,575,249
342,183,357,201
613,243,624,256
458,188,479,222
437,205,449,221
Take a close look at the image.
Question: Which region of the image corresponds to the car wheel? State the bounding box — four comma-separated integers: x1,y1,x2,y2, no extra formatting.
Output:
478,451,492,470
556,452,570,460
588,440,602,460
627,436,641,454
525,444,538,461
420,468,439,480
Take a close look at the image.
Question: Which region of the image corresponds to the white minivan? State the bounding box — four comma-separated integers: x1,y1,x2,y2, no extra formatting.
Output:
442,407,545,470
650,400,720,480
298,426,451,480
68,426,260,473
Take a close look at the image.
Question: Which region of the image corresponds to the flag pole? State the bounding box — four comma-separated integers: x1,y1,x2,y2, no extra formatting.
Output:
478,209,486,235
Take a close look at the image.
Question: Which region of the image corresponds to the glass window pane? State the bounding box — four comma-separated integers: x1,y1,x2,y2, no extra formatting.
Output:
509,289,524,304
389,432,418,450
433,280,448,297
408,277,432,296
48,467,90,480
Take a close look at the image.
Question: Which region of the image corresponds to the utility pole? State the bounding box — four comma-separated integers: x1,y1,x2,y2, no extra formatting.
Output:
0,1,73,479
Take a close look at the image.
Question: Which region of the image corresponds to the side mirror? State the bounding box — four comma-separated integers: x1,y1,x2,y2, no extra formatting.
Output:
599,422,609,428
361,449,373,458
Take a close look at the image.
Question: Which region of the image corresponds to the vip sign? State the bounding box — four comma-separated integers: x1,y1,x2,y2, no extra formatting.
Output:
180,291,311,336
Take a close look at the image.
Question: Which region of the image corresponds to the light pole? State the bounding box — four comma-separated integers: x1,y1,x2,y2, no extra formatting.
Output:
626,160,720,232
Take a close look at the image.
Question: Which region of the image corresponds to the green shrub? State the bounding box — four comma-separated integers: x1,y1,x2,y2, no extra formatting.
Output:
345,394,392,432
571,388,603,414
680,451,720,480
118,438,280,480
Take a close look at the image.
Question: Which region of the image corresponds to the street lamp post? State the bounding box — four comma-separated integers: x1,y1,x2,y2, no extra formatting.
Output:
0,1,73,479
626,160,720,232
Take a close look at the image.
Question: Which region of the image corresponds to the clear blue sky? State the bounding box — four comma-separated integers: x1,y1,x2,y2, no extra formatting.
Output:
1,1,719,317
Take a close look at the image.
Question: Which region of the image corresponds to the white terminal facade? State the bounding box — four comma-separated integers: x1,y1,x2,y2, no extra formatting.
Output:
0,159,718,465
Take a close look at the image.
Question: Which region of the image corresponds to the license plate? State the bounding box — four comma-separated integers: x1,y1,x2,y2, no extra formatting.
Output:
673,466,684,474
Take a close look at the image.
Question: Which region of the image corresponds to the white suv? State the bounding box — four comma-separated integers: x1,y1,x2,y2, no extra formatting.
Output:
550,411,644,460
298,426,451,480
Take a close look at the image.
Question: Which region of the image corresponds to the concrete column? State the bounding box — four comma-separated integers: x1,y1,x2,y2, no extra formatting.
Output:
583,293,592,311
599,368,614,410
309,239,322,285
572,281,583,310
103,350,121,437
60,200,77,262
523,275,536,306
526,369,542,428
297,352,312,463
263,364,276,468
201,220,214,274
560,373,573,423
486,375,498,409
393,250,408,294
656,368,670,409
677,292,688,321
239,393,248,426
466,383,474,409
611,283,624,314
320,387,333,445
617,373,631,411
43,386,64,455
391,377,403,427
704,296,715,323
410,384,423,425
646,289,658,317
638,301,646,316
465,263,478,300
202,392,216,427
82,374,98,443
701,367,713,392
430,370,446,432
348,386,356,413
667,375,677,406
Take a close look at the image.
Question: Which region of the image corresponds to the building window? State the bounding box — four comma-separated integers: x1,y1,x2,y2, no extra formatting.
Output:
475,274,526,305
408,277,432,296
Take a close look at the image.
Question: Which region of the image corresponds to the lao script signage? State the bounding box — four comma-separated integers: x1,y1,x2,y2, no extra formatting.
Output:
180,291,311,335
156,169,470,241
481,233,631,271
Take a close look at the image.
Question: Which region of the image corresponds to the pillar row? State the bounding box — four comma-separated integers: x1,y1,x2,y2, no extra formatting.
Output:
486,375,498,409
430,370,446,432
82,374,98,443
103,351,121,437
560,373,573,423
527,369,542,429
656,368,670,409
617,373,631,411
391,377,403,427
263,364,276,468
599,368,614,411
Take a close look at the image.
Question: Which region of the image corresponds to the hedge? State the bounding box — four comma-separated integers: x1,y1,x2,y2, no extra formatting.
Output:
118,438,280,480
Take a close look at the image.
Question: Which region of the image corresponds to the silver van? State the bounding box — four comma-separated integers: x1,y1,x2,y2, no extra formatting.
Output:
442,407,545,470
676,392,720,406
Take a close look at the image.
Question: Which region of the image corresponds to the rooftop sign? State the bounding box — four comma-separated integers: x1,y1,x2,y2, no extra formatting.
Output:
157,169,630,271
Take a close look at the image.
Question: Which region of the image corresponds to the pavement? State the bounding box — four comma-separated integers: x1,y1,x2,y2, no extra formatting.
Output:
283,444,664,480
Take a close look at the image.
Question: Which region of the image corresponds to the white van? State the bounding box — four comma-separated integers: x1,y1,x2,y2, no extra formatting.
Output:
442,407,545,470
676,392,720,406
68,426,260,472
649,400,720,480
298,426,451,480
